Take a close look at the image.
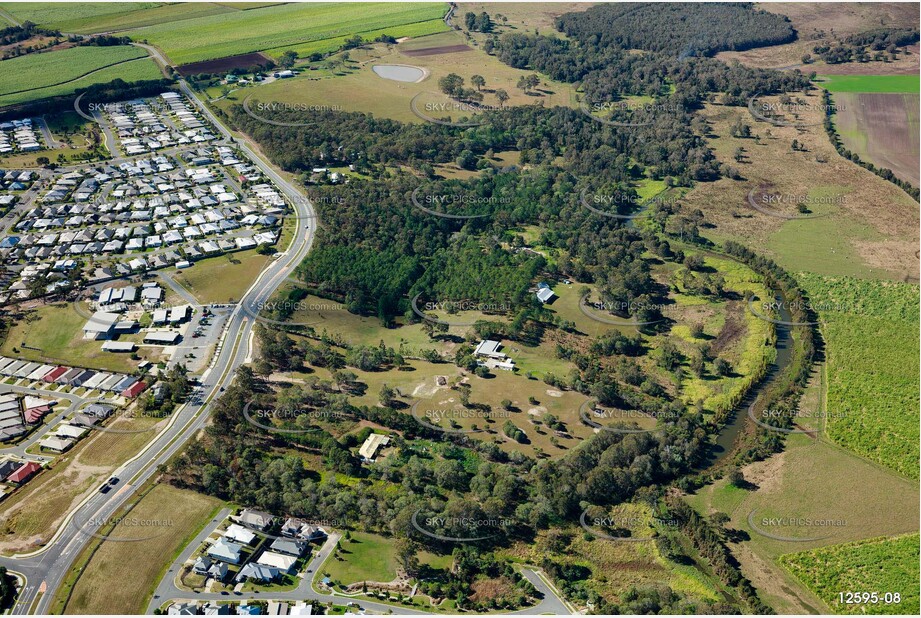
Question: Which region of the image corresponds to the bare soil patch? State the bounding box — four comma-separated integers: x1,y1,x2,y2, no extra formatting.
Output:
176,51,271,75
402,44,473,57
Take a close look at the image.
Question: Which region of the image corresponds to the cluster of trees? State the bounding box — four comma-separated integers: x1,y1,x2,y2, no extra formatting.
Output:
0,566,14,611
464,11,493,33
137,363,192,416
812,27,919,64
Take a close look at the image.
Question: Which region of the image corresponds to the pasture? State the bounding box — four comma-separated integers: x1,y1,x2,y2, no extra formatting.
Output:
686,432,920,613
215,29,577,124
780,534,920,615
126,2,449,65
317,531,398,586
797,273,920,478
683,96,919,281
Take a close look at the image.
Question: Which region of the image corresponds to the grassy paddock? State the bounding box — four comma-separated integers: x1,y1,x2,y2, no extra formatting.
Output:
815,74,920,93
173,249,271,304
60,483,222,614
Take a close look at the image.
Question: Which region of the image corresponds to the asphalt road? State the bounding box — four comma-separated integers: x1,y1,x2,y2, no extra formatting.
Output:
0,81,315,615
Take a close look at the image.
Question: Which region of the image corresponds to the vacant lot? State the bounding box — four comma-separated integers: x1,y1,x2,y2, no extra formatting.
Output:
318,531,398,586
797,274,919,478
780,534,920,615
125,2,449,64
61,483,221,614
172,249,271,304
0,45,161,107
832,92,920,185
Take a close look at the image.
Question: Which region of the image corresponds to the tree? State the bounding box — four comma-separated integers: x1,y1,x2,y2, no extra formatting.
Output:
471,74,485,91
438,73,465,97
279,50,298,68
713,357,731,376
495,89,509,107
727,467,746,487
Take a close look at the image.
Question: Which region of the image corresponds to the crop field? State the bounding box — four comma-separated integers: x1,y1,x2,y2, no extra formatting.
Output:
797,273,919,478
780,534,920,615
683,97,919,281
816,74,921,94
0,46,161,108
831,92,920,186
125,2,449,65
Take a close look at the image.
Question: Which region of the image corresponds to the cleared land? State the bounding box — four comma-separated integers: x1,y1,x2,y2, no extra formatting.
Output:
60,483,221,614
217,29,576,124
318,531,398,586
0,46,161,107
124,2,449,64
687,432,920,614
715,3,920,75
683,94,919,281
172,249,271,304
780,534,920,615
831,92,920,186
797,273,919,478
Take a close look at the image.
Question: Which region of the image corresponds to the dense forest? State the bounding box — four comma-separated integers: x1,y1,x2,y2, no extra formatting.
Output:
555,2,796,57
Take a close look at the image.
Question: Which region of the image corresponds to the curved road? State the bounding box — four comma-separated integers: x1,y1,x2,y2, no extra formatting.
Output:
0,81,315,615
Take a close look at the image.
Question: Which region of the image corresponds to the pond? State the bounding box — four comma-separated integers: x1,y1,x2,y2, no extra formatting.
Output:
372,64,425,83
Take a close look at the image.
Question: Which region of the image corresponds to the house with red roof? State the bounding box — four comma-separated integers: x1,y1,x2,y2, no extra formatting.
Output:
122,381,146,398
43,366,68,383
7,461,42,484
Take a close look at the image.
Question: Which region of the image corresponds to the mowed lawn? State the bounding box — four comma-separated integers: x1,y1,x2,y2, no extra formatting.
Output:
0,302,140,372
0,45,161,107
172,249,271,303
126,2,448,64
319,531,398,586
816,74,920,93
797,274,919,478
61,483,222,614
780,534,920,615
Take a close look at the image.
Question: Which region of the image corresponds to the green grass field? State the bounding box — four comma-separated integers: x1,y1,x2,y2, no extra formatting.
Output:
780,534,920,615
0,46,161,107
797,274,919,478
319,531,398,586
172,249,271,303
815,74,921,94
125,2,448,65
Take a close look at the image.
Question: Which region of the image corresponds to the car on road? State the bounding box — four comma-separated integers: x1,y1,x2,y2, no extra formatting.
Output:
108,476,119,485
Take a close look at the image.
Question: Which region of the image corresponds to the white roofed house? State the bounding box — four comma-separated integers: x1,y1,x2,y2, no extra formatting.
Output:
83,311,120,340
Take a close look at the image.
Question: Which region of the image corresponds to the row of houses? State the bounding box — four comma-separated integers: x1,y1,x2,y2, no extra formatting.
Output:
168,601,313,616
0,392,55,441
0,119,42,154
0,357,145,397
0,458,42,497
